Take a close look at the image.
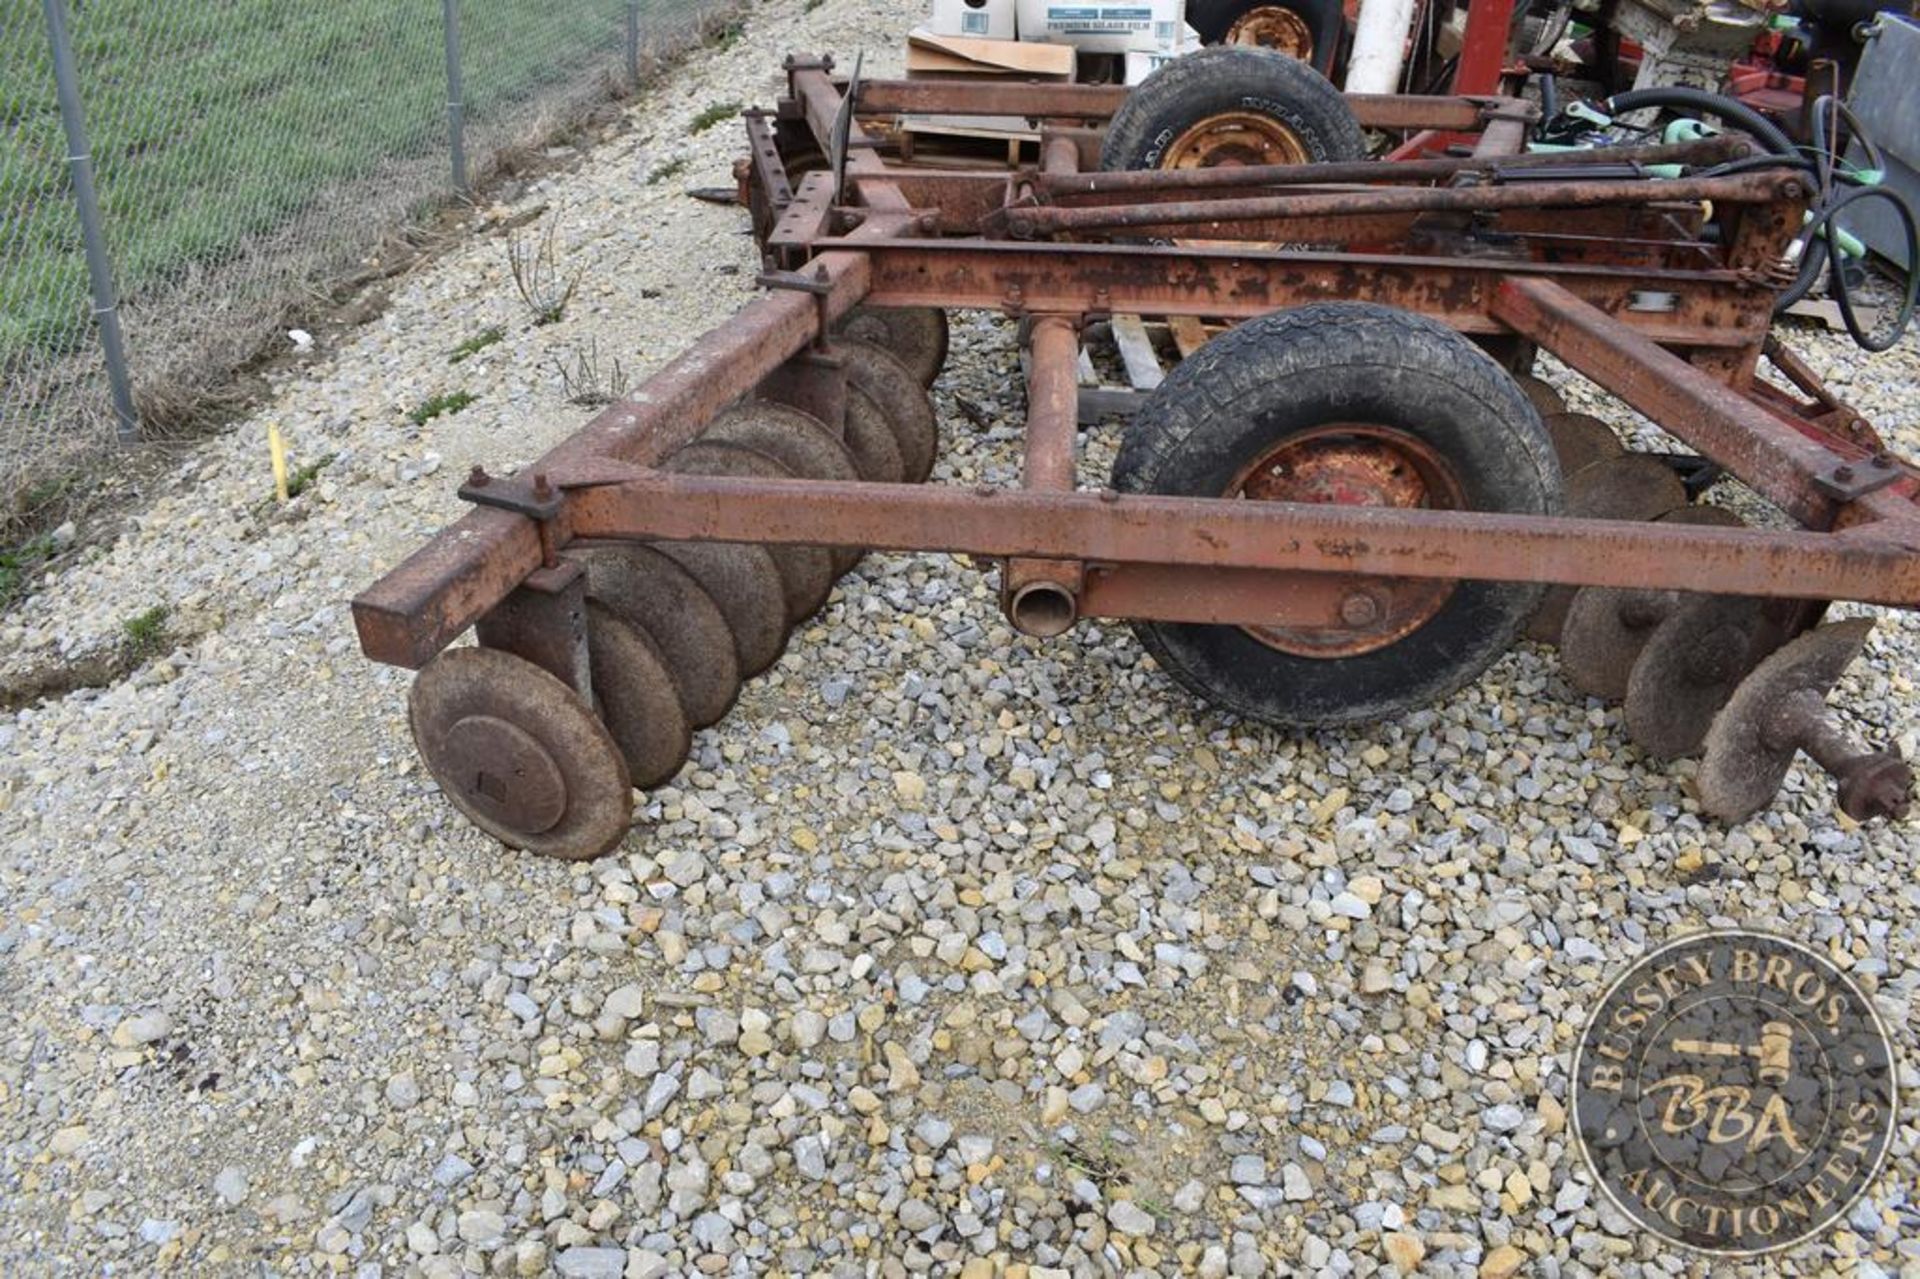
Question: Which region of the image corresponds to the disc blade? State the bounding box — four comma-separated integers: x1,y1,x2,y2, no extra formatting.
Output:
1656,503,1746,528
1515,373,1566,417
665,441,836,624
1566,454,1690,522
576,544,741,729
833,305,949,387
1560,585,1675,701
1526,456,1689,645
653,541,790,678
705,401,863,575
1696,619,1874,822
1624,593,1773,760
836,337,939,483
409,647,632,860
1543,411,1624,479
586,601,693,789
843,384,906,484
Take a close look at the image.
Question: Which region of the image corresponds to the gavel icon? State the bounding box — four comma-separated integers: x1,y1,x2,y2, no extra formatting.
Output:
1671,1021,1794,1085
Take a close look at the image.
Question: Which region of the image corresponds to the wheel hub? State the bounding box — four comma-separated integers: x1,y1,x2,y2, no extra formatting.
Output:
1226,7,1315,61
1231,424,1464,657
439,713,568,834
1163,110,1311,170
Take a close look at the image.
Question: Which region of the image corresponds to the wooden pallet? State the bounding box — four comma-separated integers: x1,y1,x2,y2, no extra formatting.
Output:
1072,313,1229,422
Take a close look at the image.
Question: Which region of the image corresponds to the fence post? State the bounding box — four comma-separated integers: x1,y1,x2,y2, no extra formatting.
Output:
626,1,642,86
441,0,469,196
42,0,139,441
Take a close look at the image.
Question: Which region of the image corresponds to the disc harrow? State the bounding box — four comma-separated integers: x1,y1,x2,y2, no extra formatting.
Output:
353,52,1920,859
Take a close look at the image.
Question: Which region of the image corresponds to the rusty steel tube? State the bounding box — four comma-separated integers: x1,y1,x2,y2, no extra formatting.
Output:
1009,314,1086,638
848,78,1499,132
562,472,1920,607
1004,170,1803,237
1034,137,1751,197
1022,317,1081,494
1490,277,1864,529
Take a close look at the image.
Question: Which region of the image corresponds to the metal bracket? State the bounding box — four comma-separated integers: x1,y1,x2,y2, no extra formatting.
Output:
460,467,563,520
1811,453,1903,501
758,263,837,348
476,559,593,700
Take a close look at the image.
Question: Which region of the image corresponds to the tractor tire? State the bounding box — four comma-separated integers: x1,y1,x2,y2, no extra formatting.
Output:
1099,45,1365,173
1188,0,1345,77
1113,302,1562,728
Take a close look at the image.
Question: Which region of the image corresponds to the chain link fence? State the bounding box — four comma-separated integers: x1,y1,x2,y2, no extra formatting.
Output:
1,0,742,528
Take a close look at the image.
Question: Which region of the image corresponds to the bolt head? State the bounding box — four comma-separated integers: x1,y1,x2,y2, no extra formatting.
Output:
1339,592,1382,628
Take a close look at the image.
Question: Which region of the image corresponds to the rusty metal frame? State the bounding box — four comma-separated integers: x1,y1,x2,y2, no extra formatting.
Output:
353,58,1920,676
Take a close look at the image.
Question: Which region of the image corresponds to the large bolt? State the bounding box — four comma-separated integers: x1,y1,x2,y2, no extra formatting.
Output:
1768,688,1914,822
532,471,553,500
1340,592,1382,628
468,465,490,488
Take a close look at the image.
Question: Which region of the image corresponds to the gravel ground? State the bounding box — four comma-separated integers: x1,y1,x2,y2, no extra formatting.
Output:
3,2,1919,1275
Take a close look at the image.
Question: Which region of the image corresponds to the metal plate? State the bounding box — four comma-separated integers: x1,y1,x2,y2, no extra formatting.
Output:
1561,585,1676,701
833,305,950,388
1515,373,1567,417
705,401,864,575
665,441,835,623
408,646,632,860
836,337,940,483
1624,593,1772,760
653,541,790,680
1696,620,1873,822
1544,411,1625,479
574,544,741,729
586,601,693,789
842,384,907,484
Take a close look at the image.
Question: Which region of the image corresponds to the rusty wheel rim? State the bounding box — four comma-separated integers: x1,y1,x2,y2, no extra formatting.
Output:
1226,6,1315,60
1163,110,1312,171
1230,424,1465,657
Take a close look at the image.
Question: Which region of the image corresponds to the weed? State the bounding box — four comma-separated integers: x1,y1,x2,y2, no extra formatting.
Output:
448,327,505,364
711,20,746,52
122,605,171,660
647,156,690,186
804,0,827,10
0,535,55,610
285,453,335,499
506,218,580,326
408,391,476,426
689,101,742,135
1052,1137,1126,1191
550,339,629,407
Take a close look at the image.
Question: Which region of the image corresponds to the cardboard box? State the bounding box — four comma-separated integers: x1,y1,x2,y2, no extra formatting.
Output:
927,0,1018,40
1122,20,1197,84
905,28,1077,79
1015,0,1182,54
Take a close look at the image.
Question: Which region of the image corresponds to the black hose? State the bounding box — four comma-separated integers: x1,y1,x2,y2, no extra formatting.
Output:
1602,87,1799,159
1798,182,1918,352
